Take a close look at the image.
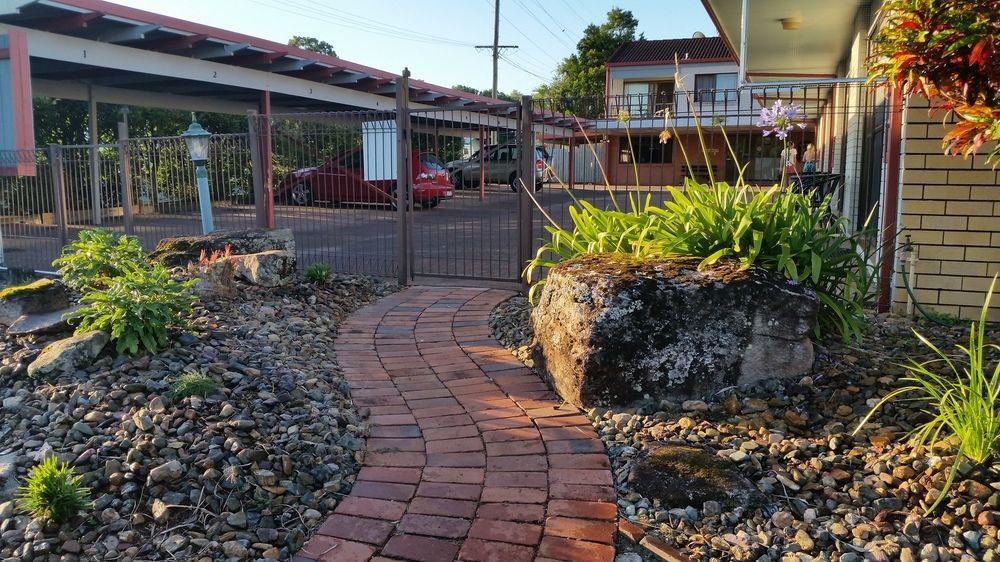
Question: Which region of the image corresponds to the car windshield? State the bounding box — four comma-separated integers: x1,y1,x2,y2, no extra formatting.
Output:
420,154,445,171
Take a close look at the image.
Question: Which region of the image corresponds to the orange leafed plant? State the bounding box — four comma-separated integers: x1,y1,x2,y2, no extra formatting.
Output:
868,0,1000,164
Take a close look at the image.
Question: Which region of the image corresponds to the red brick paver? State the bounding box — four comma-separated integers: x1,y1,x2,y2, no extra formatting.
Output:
296,287,616,561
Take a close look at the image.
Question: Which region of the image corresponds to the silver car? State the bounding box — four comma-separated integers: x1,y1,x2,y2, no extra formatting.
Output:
449,144,551,192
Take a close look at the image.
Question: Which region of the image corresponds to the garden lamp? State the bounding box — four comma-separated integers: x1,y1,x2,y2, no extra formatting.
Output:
181,113,214,233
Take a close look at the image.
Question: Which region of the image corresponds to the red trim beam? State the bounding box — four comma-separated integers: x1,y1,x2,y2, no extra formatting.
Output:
0,28,36,176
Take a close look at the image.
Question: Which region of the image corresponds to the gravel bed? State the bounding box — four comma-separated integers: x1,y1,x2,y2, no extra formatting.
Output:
491,296,1000,562
0,274,393,561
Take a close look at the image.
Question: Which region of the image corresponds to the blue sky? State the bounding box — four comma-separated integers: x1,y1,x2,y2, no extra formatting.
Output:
114,0,716,93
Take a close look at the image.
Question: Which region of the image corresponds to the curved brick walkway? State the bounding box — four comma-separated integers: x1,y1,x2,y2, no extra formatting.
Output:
294,287,616,562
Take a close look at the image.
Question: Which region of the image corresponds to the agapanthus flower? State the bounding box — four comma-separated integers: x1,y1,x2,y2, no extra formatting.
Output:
757,100,807,140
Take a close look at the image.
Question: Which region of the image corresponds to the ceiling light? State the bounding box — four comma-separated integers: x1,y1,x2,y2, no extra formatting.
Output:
780,17,802,30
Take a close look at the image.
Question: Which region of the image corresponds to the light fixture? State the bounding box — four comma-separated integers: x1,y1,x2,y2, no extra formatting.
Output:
780,17,802,31
181,113,211,164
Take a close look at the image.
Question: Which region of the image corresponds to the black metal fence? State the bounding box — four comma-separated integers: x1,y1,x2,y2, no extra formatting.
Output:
1,82,887,284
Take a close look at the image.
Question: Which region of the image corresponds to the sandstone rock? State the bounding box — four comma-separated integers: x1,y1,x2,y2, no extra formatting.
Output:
150,228,295,267
26,331,109,378
189,259,237,298
6,305,81,336
148,460,183,484
531,255,818,407
0,279,71,325
231,250,296,287
628,444,768,510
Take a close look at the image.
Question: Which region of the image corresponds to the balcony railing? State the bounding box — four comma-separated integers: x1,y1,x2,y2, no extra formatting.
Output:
604,89,749,120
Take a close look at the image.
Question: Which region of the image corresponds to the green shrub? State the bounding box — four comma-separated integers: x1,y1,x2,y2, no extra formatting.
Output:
16,456,91,524
72,264,196,355
527,181,875,342
854,276,999,514
305,262,332,285
169,372,218,399
53,229,148,290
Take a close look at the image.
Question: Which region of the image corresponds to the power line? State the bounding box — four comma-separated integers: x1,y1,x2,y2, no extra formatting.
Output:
510,0,574,51
475,0,518,98
557,0,589,26
530,0,580,43
479,0,559,67
499,52,549,81
250,0,478,48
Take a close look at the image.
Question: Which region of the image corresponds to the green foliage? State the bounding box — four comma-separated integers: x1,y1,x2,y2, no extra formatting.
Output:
169,372,219,399
451,84,521,103
305,263,332,285
72,264,196,356
526,181,875,342
16,456,91,524
288,36,337,57
534,8,640,113
869,0,1000,163
53,229,148,290
854,276,1000,514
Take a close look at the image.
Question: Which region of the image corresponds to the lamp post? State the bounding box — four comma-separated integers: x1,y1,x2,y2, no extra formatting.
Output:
181,113,214,234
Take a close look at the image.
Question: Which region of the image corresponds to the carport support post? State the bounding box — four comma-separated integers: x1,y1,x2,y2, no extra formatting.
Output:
518,95,534,292
396,69,412,286
568,135,576,190
247,111,268,228
88,87,102,226
49,144,69,246
259,91,275,228
116,122,135,235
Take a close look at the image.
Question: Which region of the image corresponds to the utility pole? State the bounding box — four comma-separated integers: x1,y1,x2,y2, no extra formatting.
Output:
476,0,517,99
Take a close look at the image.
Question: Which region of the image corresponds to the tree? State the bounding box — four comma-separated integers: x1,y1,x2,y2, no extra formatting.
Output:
288,36,337,57
535,8,640,111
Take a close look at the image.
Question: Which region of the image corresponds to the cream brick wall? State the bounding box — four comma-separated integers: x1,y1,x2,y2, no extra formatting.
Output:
894,97,1000,321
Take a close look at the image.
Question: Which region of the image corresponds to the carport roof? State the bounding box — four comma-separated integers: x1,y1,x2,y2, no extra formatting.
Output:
0,0,504,110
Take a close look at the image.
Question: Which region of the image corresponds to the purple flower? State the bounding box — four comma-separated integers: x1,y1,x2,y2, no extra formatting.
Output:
757,100,807,140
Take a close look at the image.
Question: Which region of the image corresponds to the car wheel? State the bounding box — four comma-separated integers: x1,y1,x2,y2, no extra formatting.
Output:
390,189,410,211
420,197,439,209
509,172,519,192
290,182,313,206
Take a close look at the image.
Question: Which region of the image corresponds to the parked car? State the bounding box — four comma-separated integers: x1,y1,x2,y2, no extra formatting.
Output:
275,149,453,209
448,144,552,192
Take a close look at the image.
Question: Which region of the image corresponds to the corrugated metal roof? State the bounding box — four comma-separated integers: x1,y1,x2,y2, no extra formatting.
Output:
608,37,732,64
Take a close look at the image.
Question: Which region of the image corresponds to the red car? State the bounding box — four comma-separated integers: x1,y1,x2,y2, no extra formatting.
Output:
276,149,454,209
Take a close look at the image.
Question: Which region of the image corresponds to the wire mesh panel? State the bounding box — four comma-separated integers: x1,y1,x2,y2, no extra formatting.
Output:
260,111,399,276
126,134,257,251
0,149,61,271
59,144,126,237
407,103,527,282
529,82,888,278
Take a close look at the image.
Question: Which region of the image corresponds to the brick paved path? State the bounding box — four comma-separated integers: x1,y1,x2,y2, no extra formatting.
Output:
294,287,616,562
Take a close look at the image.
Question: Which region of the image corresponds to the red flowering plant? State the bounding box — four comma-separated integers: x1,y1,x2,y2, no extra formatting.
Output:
868,0,1000,164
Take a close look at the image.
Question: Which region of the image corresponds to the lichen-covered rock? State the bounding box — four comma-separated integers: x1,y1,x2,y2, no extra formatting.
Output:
149,228,295,267
231,250,296,287
189,259,238,298
531,254,818,407
26,330,109,378
628,444,767,510
0,279,71,325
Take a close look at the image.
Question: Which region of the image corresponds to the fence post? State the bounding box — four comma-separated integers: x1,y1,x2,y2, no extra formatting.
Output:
117,122,135,235
395,68,412,286
247,111,268,228
518,95,534,293
49,144,69,246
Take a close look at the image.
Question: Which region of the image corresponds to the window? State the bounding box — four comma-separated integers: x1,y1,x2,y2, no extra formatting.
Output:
619,136,673,164
694,73,738,102
621,81,674,116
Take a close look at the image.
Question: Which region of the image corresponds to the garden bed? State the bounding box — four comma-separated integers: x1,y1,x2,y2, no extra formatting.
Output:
0,274,391,561
491,297,1000,562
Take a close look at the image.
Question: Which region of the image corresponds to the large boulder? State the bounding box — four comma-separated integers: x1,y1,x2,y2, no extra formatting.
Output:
231,250,296,287
150,228,295,267
0,279,71,325
6,304,81,336
531,254,818,407
27,330,109,378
